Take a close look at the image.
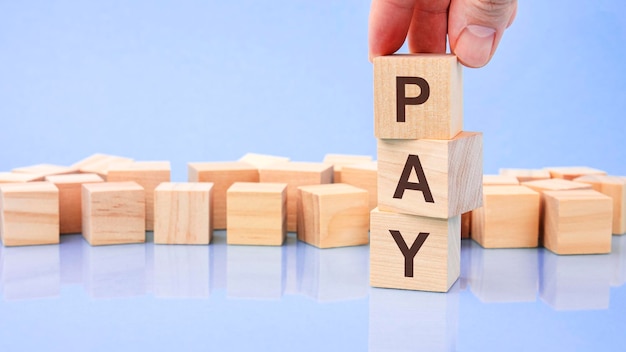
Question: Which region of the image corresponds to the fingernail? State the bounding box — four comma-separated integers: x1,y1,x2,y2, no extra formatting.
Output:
455,25,496,68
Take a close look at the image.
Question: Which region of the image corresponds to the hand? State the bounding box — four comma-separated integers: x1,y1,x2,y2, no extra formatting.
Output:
368,0,517,68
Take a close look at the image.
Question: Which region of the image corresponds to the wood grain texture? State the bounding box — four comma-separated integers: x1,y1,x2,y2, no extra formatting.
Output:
238,153,290,168
499,168,551,183
154,182,213,245
0,172,41,183
45,173,105,234
226,182,287,246
471,185,540,248
377,131,483,218
188,161,259,230
543,189,612,255
259,162,333,232
0,182,59,246
322,154,373,183
341,161,378,211
71,153,134,178
11,164,77,181
297,183,369,248
545,166,606,180
574,175,626,235
82,182,145,246
107,161,171,231
370,208,460,292
374,54,463,139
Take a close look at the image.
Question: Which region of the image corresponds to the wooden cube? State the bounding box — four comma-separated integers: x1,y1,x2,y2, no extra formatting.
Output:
0,182,59,246
378,131,482,218
322,154,373,183
82,182,145,246
12,164,77,181
461,212,471,239
370,208,460,292
574,175,626,235
374,54,462,139
499,168,550,183
471,185,540,248
45,173,105,234
238,153,290,168
543,189,612,255
297,183,369,248
188,161,259,230
259,162,333,232
226,182,287,246
341,161,378,210
483,174,519,186
107,161,171,231
545,166,606,180
71,153,134,179
0,172,41,183
154,182,214,245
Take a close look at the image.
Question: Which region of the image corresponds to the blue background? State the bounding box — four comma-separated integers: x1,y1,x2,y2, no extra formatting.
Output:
1,1,625,351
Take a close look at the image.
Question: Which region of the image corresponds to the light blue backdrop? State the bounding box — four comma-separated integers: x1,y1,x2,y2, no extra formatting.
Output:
1,1,625,181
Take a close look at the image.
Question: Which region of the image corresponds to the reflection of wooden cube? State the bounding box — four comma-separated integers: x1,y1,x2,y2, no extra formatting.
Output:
297,184,369,248
154,182,214,245
543,190,612,255
341,161,378,211
188,161,259,230
82,182,145,246
45,173,105,234
472,186,540,248
545,166,606,180
107,161,171,231
499,168,550,183
322,154,372,183
574,175,626,235
0,182,59,246
370,208,460,292
226,182,287,246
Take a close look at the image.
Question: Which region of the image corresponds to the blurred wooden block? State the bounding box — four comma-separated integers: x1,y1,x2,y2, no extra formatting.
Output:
238,153,290,168
322,154,373,183
0,172,41,183
483,174,519,186
82,182,145,246
378,131,482,218
574,175,626,235
461,212,471,239
107,161,171,231
188,161,259,230
154,182,214,245
71,153,134,179
45,173,105,234
12,164,77,181
543,190,612,255
472,186,540,248
341,161,378,210
259,162,333,232
227,182,287,246
0,182,59,246
297,183,369,248
499,168,550,183
370,208,460,292
545,166,606,180
374,54,462,139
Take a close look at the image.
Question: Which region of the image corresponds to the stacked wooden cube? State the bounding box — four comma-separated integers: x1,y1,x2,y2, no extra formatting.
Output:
369,54,483,293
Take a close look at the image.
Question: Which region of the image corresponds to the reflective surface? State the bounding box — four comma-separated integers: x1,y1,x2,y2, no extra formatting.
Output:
1,233,625,351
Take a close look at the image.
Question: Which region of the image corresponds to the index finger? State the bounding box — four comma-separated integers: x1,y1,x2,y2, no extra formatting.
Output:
368,0,417,61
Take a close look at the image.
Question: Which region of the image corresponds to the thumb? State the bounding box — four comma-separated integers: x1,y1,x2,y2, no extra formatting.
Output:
448,0,517,68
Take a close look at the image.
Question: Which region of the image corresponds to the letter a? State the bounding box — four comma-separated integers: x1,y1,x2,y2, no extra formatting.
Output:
393,154,434,203
390,230,430,277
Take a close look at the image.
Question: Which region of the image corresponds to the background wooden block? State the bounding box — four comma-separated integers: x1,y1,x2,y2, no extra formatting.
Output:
154,182,214,245
341,161,378,211
82,182,145,246
374,54,462,139
45,173,105,234
297,183,369,248
461,212,471,239
11,164,77,181
322,154,373,183
370,208,460,292
259,162,333,232
574,175,626,235
0,172,41,183
226,182,287,246
188,161,259,230
499,168,550,183
71,153,134,179
378,131,482,218
543,189,612,255
483,174,519,186
238,153,290,168
471,185,540,248
0,182,59,246
107,161,171,231
545,166,606,180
